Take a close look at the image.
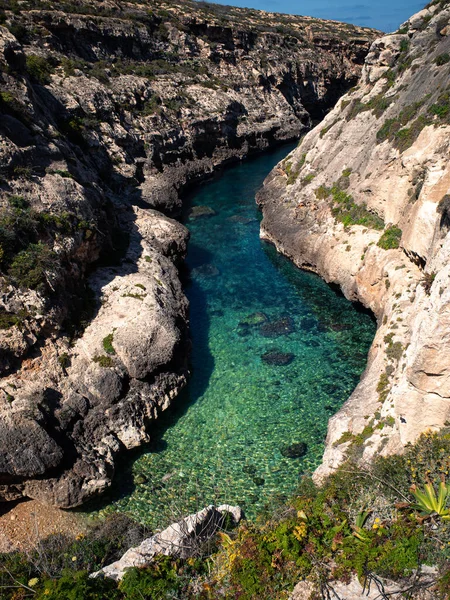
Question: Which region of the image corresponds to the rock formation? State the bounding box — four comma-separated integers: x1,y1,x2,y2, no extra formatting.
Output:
0,0,376,506
257,2,450,479
93,504,242,581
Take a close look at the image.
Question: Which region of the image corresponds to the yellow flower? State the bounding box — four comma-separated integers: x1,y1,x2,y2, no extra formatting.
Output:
72,556,77,562
28,578,39,587
293,523,307,541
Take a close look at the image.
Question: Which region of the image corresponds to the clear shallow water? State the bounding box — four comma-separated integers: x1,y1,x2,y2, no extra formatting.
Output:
92,145,376,526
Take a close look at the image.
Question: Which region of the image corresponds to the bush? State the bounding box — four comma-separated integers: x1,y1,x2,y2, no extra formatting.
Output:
435,53,450,66
102,333,116,355
25,54,55,85
37,570,121,600
119,557,181,599
93,355,114,367
8,242,55,290
377,225,402,250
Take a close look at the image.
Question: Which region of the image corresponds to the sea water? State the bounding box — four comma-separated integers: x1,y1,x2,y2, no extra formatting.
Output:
95,145,375,526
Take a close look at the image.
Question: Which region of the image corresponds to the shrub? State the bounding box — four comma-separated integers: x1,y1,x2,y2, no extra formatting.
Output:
8,242,55,290
377,371,390,402
37,570,121,600
428,92,450,121
25,54,55,85
119,557,181,599
330,185,384,230
422,271,436,294
377,226,402,250
435,53,450,65
102,333,116,355
93,355,114,367
0,308,28,330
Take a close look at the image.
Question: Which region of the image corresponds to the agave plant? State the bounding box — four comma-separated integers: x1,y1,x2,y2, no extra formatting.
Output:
410,475,450,520
352,510,371,542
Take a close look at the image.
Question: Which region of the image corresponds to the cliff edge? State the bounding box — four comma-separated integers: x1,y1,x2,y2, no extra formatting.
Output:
257,1,450,479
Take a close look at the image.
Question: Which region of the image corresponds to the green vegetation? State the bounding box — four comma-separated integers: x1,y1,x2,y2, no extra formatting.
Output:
377,371,390,402
0,307,29,330
93,355,114,368
376,93,450,152
301,173,315,184
319,120,338,137
8,242,54,290
345,92,394,121
377,225,402,250
25,54,55,85
283,154,307,186
102,333,116,355
435,53,450,66
384,333,403,362
429,91,450,120
3,431,450,598
314,180,384,230
422,271,436,294
410,477,450,520
0,195,94,295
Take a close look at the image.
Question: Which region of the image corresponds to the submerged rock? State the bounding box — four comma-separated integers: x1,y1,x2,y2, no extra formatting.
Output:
259,316,295,338
280,442,308,458
191,264,220,279
188,206,217,220
262,351,295,366
239,312,268,327
227,215,255,224
329,323,353,332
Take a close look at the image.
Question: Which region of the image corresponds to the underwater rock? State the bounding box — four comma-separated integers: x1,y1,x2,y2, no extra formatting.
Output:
191,264,220,279
300,318,316,332
259,316,295,338
188,206,216,220
239,312,268,327
227,215,255,224
329,323,353,332
237,328,251,337
280,442,308,458
262,351,295,366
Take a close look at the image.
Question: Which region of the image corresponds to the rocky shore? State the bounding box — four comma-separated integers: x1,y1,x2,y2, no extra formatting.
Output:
257,2,450,479
0,0,377,507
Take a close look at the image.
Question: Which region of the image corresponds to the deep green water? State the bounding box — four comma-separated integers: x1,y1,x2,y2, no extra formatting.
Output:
95,145,375,527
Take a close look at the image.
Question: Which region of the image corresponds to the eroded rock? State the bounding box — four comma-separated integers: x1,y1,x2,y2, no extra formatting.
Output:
93,504,242,581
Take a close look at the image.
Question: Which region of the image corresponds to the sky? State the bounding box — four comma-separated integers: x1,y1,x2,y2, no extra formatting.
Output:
204,0,426,33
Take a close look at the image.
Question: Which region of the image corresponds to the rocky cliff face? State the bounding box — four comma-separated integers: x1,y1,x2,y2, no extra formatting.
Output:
0,1,376,506
257,1,450,479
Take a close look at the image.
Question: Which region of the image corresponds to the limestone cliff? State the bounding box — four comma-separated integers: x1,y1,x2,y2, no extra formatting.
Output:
257,1,450,479
0,0,376,506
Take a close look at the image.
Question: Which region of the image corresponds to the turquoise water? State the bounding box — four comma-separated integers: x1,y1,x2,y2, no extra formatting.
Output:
97,146,375,526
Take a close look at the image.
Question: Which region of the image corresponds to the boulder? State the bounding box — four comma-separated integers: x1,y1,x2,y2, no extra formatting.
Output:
93,504,242,581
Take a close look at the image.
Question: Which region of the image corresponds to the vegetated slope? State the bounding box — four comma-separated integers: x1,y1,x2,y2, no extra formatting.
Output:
0,0,377,507
257,1,450,479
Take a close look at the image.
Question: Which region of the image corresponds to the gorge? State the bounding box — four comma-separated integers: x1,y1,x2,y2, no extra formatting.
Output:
1,0,450,596
0,0,376,508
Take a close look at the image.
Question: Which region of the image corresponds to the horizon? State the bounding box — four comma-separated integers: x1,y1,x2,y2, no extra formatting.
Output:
197,0,426,33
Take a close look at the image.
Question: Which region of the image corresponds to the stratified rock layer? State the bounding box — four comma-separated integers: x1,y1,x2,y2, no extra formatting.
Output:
0,0,376,506
258,3,450,479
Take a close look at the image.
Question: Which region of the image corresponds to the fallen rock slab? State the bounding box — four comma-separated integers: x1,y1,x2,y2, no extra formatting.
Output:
93,504,242,581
